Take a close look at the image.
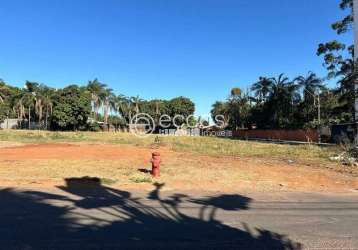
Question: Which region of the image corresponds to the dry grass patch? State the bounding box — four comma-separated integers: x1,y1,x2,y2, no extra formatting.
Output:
0,130,339,164
0,130,355,192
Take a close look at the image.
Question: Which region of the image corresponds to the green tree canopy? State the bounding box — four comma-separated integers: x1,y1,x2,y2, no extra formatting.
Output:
51,85,91,131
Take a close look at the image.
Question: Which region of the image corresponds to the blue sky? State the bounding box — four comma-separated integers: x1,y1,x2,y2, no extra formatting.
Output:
0,0,353,116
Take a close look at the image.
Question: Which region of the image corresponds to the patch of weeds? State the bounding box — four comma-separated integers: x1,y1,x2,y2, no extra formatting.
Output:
73,132,86,140
151,136,165,148
122,170,133,176
18,131,47,141
129,173,153,183
50,132,64,140
154,136,161,144
100,178,117,186
329,143,358,166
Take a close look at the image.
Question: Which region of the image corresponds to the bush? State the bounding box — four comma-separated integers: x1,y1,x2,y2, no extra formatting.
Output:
88,122,101,132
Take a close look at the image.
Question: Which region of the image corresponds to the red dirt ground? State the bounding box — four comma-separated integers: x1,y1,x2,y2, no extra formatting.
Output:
0,143,157,161
0,143,357,192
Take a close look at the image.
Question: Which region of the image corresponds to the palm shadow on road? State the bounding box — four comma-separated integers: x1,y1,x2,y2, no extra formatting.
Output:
0,177,302,249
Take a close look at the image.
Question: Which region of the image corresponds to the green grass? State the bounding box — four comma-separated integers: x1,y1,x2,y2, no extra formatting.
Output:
100,178,118,186
0,130,148,144
0,130,339,163
166,136,337,161
129,173,153,183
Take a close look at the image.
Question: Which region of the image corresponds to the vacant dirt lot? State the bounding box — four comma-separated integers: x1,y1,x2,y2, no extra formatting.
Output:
0,142,356,192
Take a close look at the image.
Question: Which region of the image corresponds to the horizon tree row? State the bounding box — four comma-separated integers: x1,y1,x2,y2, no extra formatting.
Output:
0,79,195,131
211,72,351,130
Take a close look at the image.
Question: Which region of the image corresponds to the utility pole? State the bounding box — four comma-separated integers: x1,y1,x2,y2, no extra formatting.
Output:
354,0,358,143
317,94,321,144
304,89,321,144
28,107,31,130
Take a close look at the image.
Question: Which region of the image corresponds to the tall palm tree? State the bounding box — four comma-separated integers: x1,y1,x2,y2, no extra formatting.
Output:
20,81,38,128
294,72,323,104
102,88,116,125
294,72,324,123
0,80,11,104
251,77,273,103
22,93,36,129
38,86,55,129
270,74,290,95
12,92,26,119
116,95,134,125
131,95,143,114
87,79,107,121
35,95,43,123
266,74,300,127
270,74,301,105
23,82,52,127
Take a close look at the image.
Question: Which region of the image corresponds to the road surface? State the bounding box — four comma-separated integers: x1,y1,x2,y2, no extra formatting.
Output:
0,183,357,249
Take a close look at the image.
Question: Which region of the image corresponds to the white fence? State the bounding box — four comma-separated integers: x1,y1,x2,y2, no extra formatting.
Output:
0,119,45,130
0,119,22,129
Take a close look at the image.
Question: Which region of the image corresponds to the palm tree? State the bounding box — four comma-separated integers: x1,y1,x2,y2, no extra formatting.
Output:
102,88,116,125
20,82,39,128
294,72,323,104
87,79,107,121
270,74,301,105
118,95,144,127
270,74,289,94
35,95,43,123
294,72,324,124
154,100,162,123
131,95,143,114
115,95,133,125
0,80,11,104
23,82,53,128
22,93,36,129
12,92,26,119
38,86,55,129
251,77,273,103
266,74,300,128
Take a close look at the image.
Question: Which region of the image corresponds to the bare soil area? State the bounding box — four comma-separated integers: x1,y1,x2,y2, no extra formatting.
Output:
0,143,356,192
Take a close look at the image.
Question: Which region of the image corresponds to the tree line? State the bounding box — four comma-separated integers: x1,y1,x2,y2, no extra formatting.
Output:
0,79,195,131
211,0,355,130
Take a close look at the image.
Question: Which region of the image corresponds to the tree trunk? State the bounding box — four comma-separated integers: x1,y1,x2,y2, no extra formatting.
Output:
28,107,31,130
45,106,49,130
39,104,42,123
104,102,108,124
94,105,98,121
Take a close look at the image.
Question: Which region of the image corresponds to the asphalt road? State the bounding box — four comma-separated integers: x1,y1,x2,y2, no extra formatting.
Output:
0,182,357,250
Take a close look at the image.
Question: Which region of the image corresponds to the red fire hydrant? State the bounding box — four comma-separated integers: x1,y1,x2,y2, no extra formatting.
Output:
151,152,161,178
